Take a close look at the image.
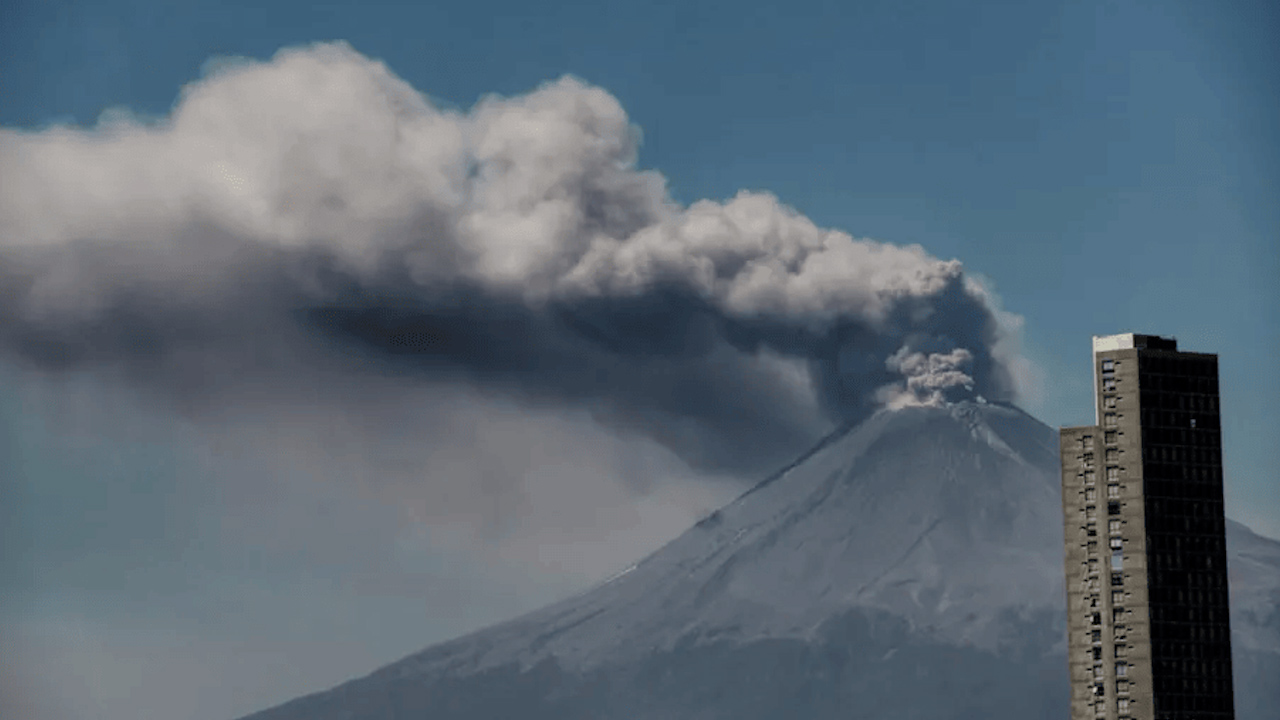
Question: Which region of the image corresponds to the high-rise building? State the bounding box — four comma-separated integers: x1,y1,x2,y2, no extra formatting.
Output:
1060,333,1234,720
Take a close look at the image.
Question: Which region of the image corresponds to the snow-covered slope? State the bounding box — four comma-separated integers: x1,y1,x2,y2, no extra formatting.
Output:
238,400,1280,720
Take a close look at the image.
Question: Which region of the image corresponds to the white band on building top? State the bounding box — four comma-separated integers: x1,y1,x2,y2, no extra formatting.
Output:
1092,333,1178,354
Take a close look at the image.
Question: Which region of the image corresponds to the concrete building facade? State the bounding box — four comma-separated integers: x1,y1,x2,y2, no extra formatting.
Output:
1060,333,1234,720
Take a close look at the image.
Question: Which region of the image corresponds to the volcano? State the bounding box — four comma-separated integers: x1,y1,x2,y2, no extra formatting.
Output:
238,400,1280,720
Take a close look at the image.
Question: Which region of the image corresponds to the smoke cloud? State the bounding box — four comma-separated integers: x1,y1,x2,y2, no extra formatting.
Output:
0,41,1025,478
877,346,977,409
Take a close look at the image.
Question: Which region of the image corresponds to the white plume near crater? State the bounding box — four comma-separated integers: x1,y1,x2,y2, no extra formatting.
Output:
877,346,977,409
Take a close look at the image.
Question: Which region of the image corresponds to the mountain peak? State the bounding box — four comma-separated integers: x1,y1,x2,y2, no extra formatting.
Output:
238,403,1280,720
366,399,1068,681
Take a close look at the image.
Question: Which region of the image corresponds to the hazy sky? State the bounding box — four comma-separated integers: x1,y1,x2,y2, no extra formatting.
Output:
1,1,1276,719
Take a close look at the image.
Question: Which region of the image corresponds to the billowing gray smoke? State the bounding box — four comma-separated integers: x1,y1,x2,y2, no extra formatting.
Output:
0,42,1026,475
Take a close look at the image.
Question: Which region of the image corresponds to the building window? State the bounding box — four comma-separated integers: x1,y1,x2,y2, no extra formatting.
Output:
1083,452,1095,467
1104,396,1118,409
1094,663,1104,679
1112,591,1124,605
1109,537,1122,550
1105,448,1118,462
1111,551,1123,571
1107,501,1120,515
1087,506,1098,522
1102,359,1115,372
1089,559,1099,574
1086,488,1098,502
1114,643,1127,657
1118,698,1130,713
1087,524,1098,538
1088,540,1098,554
1081,435,1094,451
1117,680,1129,694
1085,471,1096,485
1108,484,1120,499
1108,519,1121,534
1106,467,1119,482
1104,431,1117,444
1092,629,1102,643
1104,413,1117,428
1111,573,1123,586
1116,662,1128,677
1093,647,1103,660
1103,378,1117,391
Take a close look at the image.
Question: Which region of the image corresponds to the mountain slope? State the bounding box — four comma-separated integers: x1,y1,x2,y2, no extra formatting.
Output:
238,401,1280,720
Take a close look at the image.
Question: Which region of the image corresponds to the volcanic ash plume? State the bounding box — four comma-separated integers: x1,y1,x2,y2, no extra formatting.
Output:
0,41,1029,474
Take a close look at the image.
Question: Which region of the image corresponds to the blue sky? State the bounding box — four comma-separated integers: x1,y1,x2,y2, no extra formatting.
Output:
2,0,1277,718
